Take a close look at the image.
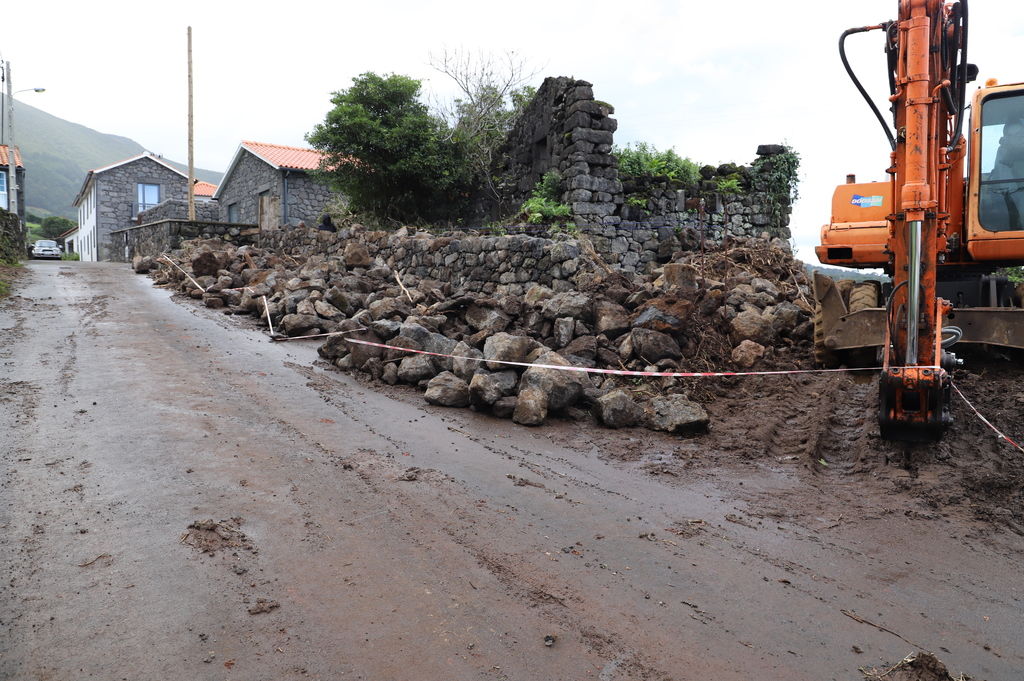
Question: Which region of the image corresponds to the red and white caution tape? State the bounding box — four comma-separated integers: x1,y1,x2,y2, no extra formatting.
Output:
342,337,891,378
272,327,368,342
336,338,1019,452
951,382,1024,454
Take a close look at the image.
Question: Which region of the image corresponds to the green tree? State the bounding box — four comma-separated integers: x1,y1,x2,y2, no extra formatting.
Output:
39,216,76,239
306,73,470,223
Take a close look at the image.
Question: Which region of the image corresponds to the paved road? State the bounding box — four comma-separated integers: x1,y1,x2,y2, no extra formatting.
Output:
1,261,1021,680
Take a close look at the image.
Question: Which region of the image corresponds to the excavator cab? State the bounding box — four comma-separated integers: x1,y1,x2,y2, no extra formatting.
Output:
968,84,1024,261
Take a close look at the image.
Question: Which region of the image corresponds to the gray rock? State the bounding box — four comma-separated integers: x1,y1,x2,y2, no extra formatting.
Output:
513,386,548,426
631,328,682,363
593,300,630,339
368,297,409,321
523,284,555,307
132,255,154,273
469,371,518,407
331,324,381,368
324,287,354,315
191,251,221,277
424,372,471,408
343,242,372,267
730,309,775,345
594,389,644,428
451,341,484,381
646,395,710,433
750,277,780,298
483,333,543,371
562,335,597,361
519,351,588,412
280,314,321,336
492,396,518,419
768,301,805,335
541,292,594,322
632,305,686,334
554,317,576,348
314,300,345,319
465,305,511,333
382,335,423,362
731,340,765,368
370,319,402,339
382,362,399,385
398,322,433,345
397,355,438,384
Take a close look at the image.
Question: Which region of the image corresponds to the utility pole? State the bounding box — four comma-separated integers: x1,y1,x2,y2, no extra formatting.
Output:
5,61,16,221
187,27,195,221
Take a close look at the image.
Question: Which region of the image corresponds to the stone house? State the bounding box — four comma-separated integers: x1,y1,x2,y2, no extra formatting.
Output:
73,152,190,261
0,144,26,223
214,141,337,229
59,224,79,254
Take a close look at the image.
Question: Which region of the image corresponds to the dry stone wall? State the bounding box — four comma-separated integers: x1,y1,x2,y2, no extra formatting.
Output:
137,199,221,224
113,219,259,262
0,207,22,262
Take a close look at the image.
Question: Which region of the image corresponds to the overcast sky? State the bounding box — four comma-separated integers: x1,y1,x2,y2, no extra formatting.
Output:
4,0,1023,261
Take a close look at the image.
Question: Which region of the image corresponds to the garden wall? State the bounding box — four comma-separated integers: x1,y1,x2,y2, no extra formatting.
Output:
112,219,258,262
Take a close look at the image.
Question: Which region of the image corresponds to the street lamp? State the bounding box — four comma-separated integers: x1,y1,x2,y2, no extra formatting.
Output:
3,60,45,222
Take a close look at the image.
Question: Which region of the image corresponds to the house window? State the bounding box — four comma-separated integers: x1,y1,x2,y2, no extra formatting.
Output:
137,183,160,214
227,203,239,223
0,173,7,210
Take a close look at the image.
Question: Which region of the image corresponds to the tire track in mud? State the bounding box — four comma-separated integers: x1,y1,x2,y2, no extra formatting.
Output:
277,362,676,679
749,375,877,475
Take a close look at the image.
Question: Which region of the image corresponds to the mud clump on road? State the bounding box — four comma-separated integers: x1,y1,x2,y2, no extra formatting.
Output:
247,598,280,615
148,232,814,433
182,518,253,555
861,652,970,681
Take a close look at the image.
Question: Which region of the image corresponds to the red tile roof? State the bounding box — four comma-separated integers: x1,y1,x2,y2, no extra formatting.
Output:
241,140,325,171
193,180,217,197
0,145,24,168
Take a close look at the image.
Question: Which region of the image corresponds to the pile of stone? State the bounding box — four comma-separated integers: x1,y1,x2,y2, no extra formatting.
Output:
142,233,812,434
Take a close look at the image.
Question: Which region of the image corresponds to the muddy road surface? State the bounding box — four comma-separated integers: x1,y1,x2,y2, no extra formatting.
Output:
2,261,1022,680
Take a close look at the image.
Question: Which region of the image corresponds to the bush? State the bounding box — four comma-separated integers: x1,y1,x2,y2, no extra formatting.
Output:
61,252,80,261
521,196,570,224
715,177,742,193
533,170,562,203
519,172,570,225
614,142,700,185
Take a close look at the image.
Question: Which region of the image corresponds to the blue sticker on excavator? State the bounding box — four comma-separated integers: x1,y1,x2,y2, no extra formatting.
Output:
851,194,884,208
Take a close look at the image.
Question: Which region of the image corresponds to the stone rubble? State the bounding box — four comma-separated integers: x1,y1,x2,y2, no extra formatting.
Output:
145,231,814,433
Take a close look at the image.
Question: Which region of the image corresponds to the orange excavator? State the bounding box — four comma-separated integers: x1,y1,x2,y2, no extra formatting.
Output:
814,0,1024,441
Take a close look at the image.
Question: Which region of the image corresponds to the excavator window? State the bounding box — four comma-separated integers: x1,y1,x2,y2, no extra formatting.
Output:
979,92,1024,232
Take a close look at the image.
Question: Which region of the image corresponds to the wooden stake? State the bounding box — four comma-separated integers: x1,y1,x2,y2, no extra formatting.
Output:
187,26,196,221
262,296,275,335
394,271,413,302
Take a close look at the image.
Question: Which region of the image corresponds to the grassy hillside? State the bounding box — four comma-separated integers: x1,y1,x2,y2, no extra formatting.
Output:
2,95,221,220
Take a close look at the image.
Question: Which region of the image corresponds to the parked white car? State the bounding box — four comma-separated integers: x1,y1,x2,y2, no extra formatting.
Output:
31,240,62,259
